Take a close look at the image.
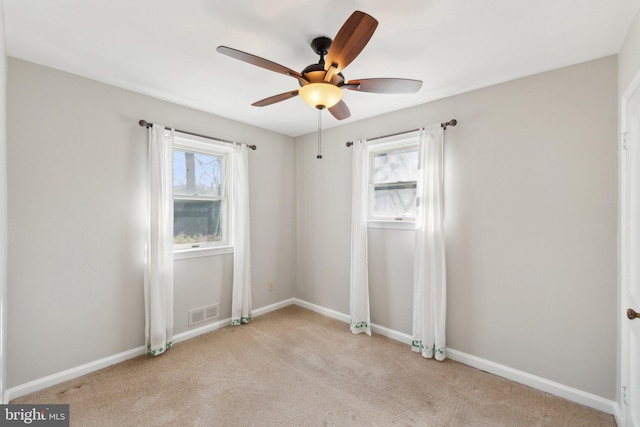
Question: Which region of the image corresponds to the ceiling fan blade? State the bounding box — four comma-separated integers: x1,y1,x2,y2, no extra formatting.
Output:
325,11,378,73
252,90,299,107
217,46,308,85
328,100,351,120
345,78,423,94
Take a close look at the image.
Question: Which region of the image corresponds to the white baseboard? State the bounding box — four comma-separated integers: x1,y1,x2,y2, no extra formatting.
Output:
292,298,618,416
5,298,296,403
253,298,296,317
291,298,413,344
371,323,412,345
172,317,232,345
445,349,618,416
6,297,620,418
5,345,146,402
172,298,295,345
292,298,350,323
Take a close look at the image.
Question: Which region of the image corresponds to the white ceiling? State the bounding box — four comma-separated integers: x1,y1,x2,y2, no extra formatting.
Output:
4,0,639,137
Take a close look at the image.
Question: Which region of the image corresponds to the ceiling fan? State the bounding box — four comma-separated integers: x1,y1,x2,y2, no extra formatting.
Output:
216,11,423,121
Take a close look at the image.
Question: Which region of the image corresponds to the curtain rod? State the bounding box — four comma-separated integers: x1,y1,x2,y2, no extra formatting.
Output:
138,120,257,150
345,119,457,147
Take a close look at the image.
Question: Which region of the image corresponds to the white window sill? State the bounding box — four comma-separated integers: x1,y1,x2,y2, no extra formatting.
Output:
174,246,234,260
368,220,416,230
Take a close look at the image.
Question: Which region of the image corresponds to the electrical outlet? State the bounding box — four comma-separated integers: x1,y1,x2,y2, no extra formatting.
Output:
268,281,275,292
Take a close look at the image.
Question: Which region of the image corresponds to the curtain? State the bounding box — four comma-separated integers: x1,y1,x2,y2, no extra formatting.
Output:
350,139,371,335
145,124,174,356
412,125,447,361
231,143,252,325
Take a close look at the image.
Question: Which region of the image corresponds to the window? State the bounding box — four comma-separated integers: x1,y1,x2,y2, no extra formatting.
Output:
368,133,419,222
173,134,231,251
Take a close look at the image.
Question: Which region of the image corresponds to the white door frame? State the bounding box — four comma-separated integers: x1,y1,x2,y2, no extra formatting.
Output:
620,69,640,427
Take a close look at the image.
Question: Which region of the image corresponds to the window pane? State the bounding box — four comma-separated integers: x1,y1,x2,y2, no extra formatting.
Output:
174,150,224,196
174,200,223,244
373,147,418,184
371,187,417,218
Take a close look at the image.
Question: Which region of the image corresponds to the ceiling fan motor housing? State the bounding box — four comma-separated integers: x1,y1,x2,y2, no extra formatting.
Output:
300,37,345,87
300,63,344,86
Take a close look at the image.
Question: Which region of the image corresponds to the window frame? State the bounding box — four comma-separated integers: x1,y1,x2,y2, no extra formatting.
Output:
367,132,420,227
172,132,233,255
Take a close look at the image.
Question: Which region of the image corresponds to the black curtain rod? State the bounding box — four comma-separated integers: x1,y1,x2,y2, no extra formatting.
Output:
138,120,257,150
345,119,457,147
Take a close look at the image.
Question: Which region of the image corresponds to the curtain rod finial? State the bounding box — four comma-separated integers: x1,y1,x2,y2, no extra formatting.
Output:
442,119,457,129
139,119,149,128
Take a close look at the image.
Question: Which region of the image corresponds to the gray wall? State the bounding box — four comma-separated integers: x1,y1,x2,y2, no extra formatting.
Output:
295,56,618,399
6,58,296,387
5,52,619,401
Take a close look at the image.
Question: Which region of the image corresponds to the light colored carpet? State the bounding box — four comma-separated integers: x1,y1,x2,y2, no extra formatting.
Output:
13,305,615,426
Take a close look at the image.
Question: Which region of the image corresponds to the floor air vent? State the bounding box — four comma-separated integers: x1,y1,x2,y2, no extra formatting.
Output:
188,303,219,326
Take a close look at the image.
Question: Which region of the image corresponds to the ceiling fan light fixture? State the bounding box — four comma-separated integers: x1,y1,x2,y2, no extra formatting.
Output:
299,82,343,109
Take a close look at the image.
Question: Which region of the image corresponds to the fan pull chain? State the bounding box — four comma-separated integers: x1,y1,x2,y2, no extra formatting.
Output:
317,108,323,159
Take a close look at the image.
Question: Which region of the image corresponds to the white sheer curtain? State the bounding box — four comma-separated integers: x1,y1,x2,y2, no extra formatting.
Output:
412,125,447,360
231,143,252,325
145,124,174,356
350,139,371,335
